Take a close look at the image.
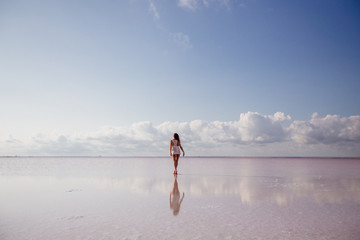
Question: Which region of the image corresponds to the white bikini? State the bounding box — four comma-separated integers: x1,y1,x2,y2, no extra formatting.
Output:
171,139,181,155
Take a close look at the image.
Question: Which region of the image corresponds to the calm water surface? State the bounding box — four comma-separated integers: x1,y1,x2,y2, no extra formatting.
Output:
1,157,360,240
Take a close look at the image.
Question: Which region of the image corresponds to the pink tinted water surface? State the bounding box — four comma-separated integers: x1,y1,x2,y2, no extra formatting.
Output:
0,157,359,240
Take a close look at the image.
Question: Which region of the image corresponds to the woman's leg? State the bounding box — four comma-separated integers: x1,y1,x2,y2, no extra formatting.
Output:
172,154,176,173
173,154,179,174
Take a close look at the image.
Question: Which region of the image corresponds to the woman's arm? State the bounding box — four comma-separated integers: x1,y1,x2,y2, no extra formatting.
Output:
180,192,185,205
170,140,173,156
179,143,185,156
170,193,172,208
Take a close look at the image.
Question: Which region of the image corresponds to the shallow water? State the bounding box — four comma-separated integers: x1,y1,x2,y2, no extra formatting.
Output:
1,157,360,240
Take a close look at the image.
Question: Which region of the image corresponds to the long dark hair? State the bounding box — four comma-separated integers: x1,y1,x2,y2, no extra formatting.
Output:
173,133,180,143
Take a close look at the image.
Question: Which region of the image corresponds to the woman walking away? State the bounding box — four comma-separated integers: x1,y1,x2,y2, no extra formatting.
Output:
170,133,185,175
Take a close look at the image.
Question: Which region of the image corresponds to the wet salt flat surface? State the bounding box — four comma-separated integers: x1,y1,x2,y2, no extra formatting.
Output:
1,157,360,240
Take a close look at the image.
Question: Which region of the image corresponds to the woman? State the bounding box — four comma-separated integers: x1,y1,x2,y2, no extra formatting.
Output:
170,133,185,175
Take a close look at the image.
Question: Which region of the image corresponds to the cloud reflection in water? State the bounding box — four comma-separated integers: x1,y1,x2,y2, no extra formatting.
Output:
74,175,360,206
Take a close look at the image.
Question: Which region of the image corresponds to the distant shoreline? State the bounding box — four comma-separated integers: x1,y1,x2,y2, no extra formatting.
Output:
1,156,359,159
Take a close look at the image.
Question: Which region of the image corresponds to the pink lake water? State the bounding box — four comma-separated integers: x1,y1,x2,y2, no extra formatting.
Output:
1,157,360,240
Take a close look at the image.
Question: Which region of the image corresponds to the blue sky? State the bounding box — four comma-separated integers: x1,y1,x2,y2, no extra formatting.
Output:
1,0,359,156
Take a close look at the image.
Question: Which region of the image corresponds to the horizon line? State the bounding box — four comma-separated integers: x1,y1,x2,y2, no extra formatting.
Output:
1,155,359,159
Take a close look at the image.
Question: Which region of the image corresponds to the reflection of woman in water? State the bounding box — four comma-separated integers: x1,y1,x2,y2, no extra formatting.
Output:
170,175,185,216
170,133,185,175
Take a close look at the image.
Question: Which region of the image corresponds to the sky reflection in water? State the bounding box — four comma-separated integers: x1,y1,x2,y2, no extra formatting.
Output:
1,157,360,239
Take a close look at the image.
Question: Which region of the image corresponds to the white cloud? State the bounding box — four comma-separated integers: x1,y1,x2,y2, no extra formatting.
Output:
177,0,240,11
290,113,360,145
171,32,192,49
178,0,200,11
149,0,160,20
1,112,359,157
146,2,193,49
